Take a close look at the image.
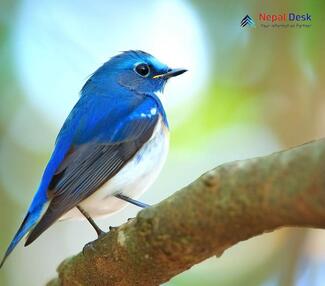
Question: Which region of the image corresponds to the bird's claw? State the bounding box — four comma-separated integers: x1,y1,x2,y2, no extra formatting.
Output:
83,240,96,255
97,230,106,237
82,231,106,256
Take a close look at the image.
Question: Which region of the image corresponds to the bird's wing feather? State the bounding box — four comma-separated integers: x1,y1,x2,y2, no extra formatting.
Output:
0,100,80,267
25,95,159,245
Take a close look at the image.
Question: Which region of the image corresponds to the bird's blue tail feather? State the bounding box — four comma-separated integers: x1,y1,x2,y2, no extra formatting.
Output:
0,206,42,268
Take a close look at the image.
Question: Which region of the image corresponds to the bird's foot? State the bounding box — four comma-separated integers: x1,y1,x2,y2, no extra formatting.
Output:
97,229,106,237
109,226,117,231
82,231,106,256
83,240,96,255
115,194,151,208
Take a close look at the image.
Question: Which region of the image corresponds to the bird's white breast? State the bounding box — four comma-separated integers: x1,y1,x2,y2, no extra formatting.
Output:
61,117,169,220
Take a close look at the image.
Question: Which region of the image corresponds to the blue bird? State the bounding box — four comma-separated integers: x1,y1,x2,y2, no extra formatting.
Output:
0,50,186,267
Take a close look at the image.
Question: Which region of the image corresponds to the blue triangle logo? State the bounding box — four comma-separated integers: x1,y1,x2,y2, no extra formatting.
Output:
241,15,256,27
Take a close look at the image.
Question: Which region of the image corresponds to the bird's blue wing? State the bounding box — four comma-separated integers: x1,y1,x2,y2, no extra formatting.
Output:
25,94,160,245
0,94,160,267
0,107,76,268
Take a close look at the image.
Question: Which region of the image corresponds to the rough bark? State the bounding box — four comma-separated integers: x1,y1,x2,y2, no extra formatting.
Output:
48,138,325,286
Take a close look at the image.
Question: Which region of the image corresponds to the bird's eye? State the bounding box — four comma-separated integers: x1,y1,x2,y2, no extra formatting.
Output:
134,63,150,77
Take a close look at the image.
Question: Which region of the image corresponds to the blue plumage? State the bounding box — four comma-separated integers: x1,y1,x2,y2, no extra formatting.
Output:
0,50,186,268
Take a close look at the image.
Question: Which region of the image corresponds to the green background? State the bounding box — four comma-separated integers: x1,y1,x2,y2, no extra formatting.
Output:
0,0,324,285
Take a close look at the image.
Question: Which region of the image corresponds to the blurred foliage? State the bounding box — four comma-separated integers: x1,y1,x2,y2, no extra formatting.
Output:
172,84,260,150
179,0,325,149
0,0,325,285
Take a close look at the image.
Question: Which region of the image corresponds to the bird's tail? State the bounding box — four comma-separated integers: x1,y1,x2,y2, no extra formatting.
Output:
0,206,42,268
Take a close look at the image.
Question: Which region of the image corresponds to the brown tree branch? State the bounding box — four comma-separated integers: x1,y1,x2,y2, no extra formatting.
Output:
48,138,325,286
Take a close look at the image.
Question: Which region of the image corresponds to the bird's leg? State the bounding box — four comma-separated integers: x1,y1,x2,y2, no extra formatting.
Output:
77,205,105,237
115,194,151,208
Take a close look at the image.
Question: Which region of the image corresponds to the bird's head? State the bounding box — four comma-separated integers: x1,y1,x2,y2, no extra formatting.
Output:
88,50,187,95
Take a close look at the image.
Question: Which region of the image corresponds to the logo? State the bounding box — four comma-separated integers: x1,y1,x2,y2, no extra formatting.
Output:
259,13,312,28
259,13,311,22
241,13,312,29
240,15,256,27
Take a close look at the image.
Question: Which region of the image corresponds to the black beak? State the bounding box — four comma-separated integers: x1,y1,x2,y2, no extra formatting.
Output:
153,68,187,79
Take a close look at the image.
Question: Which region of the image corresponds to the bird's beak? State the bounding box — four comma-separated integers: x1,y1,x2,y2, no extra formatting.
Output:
153,68,187,79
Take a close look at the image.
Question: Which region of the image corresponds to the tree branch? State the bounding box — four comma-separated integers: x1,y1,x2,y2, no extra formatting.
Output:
48,139,325,286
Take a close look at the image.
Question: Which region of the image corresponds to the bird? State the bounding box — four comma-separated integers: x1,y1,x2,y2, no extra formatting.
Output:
0,50,187,268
